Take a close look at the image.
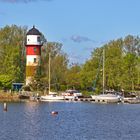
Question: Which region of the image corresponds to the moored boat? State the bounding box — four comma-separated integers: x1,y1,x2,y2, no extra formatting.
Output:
91,49,121,103
91,94,121,103
40,53,64,101
41,91,64,101
62,89,83,100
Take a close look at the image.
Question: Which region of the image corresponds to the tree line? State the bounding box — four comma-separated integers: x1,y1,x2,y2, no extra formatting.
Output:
0,25,139,94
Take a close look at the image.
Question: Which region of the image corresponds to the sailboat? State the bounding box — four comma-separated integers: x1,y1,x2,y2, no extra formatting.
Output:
91,49,121,103
41,53,64,101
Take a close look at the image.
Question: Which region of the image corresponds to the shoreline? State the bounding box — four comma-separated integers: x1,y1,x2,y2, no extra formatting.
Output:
0,92,140,104
0,92,21,102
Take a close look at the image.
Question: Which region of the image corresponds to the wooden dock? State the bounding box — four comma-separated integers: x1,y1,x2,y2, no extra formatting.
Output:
64,98,94,102
65,98,140,104
123,98,140,104
30,96,140,104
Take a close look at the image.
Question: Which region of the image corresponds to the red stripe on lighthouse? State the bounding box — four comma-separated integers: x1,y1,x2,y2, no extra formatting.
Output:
26,45,41,55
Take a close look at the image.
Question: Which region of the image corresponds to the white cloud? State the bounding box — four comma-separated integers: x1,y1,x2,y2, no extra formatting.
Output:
0,0,53,3
70,35,94,43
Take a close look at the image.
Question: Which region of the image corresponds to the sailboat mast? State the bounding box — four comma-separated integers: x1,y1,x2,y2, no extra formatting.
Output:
49,53,51,93
103,49,105,94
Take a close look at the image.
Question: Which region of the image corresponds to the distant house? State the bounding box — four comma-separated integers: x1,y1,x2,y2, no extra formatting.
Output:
12,83,24,91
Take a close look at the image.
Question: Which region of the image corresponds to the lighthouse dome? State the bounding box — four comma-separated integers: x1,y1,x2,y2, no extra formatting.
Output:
27,26,41,35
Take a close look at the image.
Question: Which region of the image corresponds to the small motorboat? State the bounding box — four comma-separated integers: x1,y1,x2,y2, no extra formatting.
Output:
61,89,83,100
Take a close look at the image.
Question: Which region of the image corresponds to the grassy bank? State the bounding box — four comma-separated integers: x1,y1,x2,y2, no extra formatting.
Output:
0,91,20,102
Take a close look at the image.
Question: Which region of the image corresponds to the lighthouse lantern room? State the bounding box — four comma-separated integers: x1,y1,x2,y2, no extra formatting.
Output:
25,26,43,85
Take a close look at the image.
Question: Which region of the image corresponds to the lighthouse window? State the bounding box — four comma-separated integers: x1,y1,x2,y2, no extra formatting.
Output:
34,47,37,52
37,36,41,42
34,58,37,63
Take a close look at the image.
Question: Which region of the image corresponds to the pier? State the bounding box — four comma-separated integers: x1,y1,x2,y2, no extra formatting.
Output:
35,96,140,104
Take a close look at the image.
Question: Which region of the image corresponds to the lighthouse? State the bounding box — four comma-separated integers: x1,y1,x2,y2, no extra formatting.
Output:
25,26,43,85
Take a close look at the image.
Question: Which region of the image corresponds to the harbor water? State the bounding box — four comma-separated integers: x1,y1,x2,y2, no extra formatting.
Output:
0,101,140,140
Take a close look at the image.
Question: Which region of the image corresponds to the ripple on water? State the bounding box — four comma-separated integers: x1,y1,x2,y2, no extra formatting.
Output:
0,102,140,140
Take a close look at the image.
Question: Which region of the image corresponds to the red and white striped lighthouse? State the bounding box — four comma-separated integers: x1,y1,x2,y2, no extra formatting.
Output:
25,26,43,85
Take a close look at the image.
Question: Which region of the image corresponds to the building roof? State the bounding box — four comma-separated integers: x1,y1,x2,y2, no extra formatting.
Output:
27,26,41,35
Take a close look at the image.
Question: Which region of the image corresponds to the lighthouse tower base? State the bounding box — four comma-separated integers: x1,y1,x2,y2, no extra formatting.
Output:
26,77,32,85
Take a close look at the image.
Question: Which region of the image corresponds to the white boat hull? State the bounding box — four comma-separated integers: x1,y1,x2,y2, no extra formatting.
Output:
41,95,64,101
62,90,83,100
91,94,120,103
64,96,77,100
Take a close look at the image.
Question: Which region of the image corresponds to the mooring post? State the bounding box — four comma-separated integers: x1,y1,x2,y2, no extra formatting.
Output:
3,102,7,111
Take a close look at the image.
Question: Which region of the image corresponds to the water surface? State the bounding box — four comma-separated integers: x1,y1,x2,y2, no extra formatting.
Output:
0,101,140,140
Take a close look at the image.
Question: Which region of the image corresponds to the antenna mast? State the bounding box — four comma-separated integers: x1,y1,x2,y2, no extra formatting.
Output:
103,49,105,94
49,53,51,93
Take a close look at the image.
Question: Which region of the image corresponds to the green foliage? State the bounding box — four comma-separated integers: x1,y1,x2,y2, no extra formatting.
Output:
30,41,69,91
65,64,82,90
0,24,139,93
0,74,13,89
0,25,27,89
81,36,140,94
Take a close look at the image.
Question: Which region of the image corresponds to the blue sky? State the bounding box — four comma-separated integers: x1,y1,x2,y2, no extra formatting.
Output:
0,0,140,64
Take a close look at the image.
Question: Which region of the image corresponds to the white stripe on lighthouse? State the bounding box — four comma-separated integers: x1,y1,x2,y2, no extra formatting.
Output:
26,55,41,66
27,35,42,45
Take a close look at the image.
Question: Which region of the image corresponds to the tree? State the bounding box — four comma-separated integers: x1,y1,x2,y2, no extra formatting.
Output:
31,41,69,91
122,35,140,91
80,36,140,93
0,25,27,89
65,64,82,90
